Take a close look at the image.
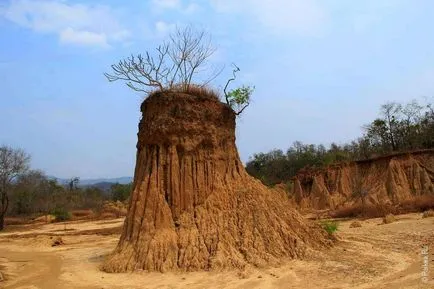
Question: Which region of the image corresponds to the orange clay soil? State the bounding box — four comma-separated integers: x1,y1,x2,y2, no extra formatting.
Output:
290,150,434,210
101,92,331,273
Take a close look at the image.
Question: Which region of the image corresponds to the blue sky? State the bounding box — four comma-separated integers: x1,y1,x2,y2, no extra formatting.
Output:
1,0,434,178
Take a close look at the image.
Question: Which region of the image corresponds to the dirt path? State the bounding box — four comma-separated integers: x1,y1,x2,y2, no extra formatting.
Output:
0,214,433,289
1,250,62,289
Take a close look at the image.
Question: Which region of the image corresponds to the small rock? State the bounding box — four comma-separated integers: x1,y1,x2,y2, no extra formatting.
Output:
258,275,262,279
51,236,64,247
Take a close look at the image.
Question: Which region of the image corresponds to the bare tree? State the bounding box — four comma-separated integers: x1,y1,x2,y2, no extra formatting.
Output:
0,146,30,230
380,102,401,151
104,25,219,94
400,100,423,148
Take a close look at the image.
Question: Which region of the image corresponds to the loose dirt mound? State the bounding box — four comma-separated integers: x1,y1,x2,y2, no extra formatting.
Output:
101,92,330,273
349,221,362,228
291,150,434,210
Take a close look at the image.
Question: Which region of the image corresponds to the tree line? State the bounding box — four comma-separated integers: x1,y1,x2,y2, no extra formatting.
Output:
246,98,434,186
0,145,132,230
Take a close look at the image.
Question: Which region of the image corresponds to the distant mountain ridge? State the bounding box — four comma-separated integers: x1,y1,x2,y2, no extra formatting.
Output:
48,176,133,186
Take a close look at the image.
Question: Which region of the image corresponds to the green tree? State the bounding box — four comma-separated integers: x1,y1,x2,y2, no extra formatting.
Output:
380,102,401,151
246,98,434,187
110,183,133,202
223,64,254,115
11,170,48,215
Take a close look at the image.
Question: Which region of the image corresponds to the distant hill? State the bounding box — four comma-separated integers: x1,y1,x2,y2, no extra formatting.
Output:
84,181,116,192
48,176,133,187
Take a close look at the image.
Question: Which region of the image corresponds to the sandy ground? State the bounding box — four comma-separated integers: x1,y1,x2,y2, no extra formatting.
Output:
0,214,433,289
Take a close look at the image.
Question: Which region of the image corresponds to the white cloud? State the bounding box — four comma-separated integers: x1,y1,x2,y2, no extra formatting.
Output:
209,0,240,13
210,0,328,36
151,0,200,14
184,3,200,14
152,0,181,9
0,0,130,48
155,21,175,37
59,27,108,47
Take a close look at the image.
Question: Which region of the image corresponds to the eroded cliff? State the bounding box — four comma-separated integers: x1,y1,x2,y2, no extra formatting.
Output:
290,150,434,210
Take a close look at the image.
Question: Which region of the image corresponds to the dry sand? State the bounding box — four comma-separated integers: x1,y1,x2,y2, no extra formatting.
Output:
0,214,433,289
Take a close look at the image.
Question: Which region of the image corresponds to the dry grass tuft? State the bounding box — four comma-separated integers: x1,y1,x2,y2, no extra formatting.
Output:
382,214,396,224
422,210,434,218
331,203,397,219
400,195,434,213
4,216,31,226
99,212,118,220
71,209,94,219
34,215,56,223
100,201,127,218
149,84,220,101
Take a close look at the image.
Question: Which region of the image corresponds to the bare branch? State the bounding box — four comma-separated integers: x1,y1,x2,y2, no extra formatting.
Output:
104,25,221,96
235,102,250,115
224,63,240,105
201,64,225,87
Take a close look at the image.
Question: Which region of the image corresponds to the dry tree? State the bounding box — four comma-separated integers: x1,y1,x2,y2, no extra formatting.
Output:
0,146,30,230
104,25,220,94
104,25,254,115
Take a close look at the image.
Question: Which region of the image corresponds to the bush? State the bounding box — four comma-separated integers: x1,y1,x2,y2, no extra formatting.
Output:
51,207,71,222
110,183,132,202
71,209,94,218
285,181,293,193
320,220,339,235
101,201,128,218
330,203,397,219
400,195,434,212
330,196,434,220
99,212,118,220
4,216,30,225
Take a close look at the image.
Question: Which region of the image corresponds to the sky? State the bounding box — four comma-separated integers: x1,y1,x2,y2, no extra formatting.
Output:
1,0,434,179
